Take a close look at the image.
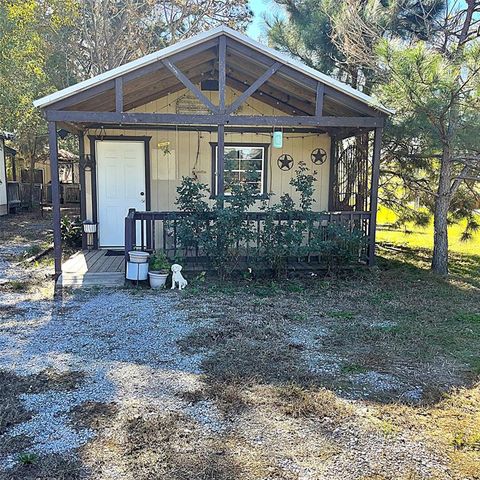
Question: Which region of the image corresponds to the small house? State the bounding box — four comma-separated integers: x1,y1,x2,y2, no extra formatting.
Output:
33,26,390,285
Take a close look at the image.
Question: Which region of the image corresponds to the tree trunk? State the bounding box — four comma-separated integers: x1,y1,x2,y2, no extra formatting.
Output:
28,154,35,209
431,150,452,275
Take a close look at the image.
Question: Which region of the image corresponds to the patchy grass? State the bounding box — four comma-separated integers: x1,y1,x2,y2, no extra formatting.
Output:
175,245,480,478
0,369,86,479
1,231,479,478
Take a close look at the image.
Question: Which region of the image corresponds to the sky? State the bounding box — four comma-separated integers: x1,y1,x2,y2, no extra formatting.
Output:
246,0,286,41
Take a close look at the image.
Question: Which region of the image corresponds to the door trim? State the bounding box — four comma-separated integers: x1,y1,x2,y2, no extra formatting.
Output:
89,135,151,248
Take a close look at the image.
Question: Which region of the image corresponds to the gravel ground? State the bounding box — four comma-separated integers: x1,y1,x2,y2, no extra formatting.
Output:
0,289,219,471
0,212,53,283
0,284,466,479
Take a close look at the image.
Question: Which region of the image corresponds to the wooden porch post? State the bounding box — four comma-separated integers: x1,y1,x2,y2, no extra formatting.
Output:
218,35,226,114
48,121,62,279
78,132,87,250
368,127,383,266
328,135,337,211
217,124,225,207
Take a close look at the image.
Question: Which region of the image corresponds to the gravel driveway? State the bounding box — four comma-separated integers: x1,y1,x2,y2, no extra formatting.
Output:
0,288,221,473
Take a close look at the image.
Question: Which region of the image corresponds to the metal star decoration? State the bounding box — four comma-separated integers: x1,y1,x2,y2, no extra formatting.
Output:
277,154,294,171
311,148,327,165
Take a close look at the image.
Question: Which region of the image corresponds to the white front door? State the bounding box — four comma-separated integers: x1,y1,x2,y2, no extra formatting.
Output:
96,140,146,247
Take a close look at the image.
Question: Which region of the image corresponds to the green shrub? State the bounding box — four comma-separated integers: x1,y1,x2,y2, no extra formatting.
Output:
175,176,257,279
310,223,367,270
149,251,170,272
60,216,82,248
175,162,366,278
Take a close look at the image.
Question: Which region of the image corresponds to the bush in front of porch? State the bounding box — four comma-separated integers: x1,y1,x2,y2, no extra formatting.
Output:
175,163,366,278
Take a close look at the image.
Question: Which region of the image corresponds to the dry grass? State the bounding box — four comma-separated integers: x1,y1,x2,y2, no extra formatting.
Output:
173,246,480,478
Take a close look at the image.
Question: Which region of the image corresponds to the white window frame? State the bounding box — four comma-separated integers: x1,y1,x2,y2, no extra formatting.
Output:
214,144,267,196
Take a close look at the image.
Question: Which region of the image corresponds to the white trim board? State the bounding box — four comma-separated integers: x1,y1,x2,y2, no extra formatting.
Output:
33,26,392,115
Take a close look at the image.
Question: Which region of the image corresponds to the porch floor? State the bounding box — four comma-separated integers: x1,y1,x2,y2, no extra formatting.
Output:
59,250,125,288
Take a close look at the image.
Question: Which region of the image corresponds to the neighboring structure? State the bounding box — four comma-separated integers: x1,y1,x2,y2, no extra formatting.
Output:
0,132,15,216
33,25,391,281
5,148,80,208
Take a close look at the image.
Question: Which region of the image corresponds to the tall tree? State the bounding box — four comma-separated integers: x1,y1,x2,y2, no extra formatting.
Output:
268,0,479,275
267,0,444,91
0,0,252,206
71,0,252,77
0,0,78,205
376,1,480,274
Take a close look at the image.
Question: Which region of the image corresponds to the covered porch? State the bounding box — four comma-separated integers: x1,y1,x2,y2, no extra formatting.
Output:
33,26,389,284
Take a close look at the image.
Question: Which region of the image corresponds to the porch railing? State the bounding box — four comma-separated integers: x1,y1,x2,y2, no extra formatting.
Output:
125,209,372,268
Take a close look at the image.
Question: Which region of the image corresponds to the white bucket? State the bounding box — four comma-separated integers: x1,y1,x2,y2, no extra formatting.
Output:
126,262,148,281
128,251,149,263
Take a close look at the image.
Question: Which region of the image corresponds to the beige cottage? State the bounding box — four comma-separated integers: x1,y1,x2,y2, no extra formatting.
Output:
33,26,390,285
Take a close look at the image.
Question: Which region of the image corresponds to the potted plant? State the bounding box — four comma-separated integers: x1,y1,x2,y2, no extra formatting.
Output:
148,251,171,288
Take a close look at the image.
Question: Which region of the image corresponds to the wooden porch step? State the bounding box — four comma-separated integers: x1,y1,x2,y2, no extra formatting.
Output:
58,272,125,288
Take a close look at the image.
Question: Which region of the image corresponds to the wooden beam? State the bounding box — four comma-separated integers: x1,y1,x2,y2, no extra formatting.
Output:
324,85,381,117
227,75,310,116
226,61,282,114
328,135,337,211
78,132,87,249
161,58,218,113
316,82,324,117
218,36,226,113
86,123,329,134
227,59,316,107
46,109,385,128
368,127,383,266
115,77,123,112
226,38,318,90
48,121,62,279
120,40,218,84
123,48,217,93
217,124,225,205
124,73,206,112
227,38,384,117
84,60,213,112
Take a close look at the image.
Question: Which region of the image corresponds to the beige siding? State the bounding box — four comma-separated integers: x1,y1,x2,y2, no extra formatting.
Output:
83,86,331,220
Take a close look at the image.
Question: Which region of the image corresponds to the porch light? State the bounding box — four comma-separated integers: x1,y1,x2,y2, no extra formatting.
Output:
57,129,69,139
79,154,94,172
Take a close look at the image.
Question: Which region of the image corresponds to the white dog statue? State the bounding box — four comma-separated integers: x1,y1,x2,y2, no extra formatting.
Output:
171,264,188,290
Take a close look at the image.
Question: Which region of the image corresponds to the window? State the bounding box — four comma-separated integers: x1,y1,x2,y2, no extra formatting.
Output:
212,144,268,196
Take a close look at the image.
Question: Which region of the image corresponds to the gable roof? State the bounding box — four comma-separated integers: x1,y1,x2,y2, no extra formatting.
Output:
33,25,391,115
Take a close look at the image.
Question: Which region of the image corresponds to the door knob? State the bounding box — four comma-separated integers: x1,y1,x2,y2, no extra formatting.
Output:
140,192,145,196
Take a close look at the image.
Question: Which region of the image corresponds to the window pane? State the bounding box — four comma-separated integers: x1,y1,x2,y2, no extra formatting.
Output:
224,156,238,171
239,171,261,183
240,148,263,160
225,148,240,160
240,159,263,171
